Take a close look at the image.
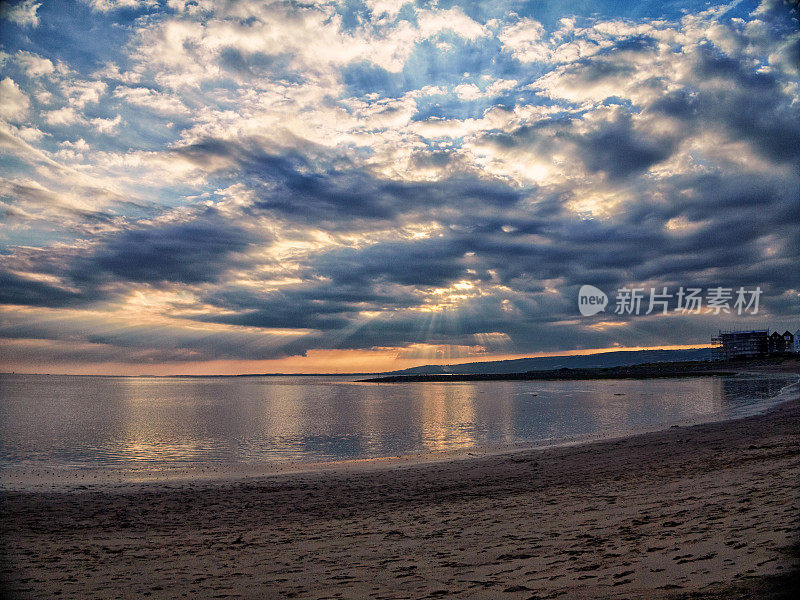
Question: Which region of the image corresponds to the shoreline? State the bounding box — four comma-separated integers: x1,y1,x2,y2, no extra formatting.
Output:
2,373,798,493
2,391,799,598
360,357,800,383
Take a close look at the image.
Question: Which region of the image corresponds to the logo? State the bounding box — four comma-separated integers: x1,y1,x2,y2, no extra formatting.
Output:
577,285,761,317
578,285,608,316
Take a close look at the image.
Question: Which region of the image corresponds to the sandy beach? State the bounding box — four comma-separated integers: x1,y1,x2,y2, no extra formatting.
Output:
2,394,799,599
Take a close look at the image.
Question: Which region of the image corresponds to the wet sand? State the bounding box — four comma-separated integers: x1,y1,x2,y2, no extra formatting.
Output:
1,396,799,599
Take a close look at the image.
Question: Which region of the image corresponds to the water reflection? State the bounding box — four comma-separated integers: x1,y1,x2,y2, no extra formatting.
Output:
417,383,479,451
0,373,796,470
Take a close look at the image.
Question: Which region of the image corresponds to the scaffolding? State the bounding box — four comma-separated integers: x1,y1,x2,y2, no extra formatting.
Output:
711,329,769,361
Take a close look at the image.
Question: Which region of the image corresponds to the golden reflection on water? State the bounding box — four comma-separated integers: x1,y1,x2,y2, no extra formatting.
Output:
0,373,794,470
417,382,479,451
114,377,209,463
95,376,754,462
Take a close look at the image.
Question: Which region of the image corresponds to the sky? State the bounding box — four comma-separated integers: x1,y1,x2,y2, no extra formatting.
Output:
0,0,798,375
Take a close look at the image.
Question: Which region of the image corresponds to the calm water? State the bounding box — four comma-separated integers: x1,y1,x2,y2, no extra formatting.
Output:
0,373,797,472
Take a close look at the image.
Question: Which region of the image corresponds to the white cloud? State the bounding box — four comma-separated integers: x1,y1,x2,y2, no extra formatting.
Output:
92,62,141,85
1,0,41,27
34,89,53,104
499,18,550,63
16,125,47,142
485,78,518,96
767,32,800,77
165,0,215,15
91,114,123,134
14,51,55,77
454,83,482,101
0,122,62,168
365,0,411,20
62,80,107,108
44,106,83,126
57,137,90,155
0,78,30,121
84,0,157,12
131,2,488,88
113,86,189,115
416,8,488,42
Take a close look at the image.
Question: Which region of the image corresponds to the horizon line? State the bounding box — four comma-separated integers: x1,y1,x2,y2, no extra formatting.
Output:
2,344,716,377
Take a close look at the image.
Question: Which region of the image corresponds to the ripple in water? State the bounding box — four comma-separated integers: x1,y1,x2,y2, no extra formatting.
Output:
0,373,796,473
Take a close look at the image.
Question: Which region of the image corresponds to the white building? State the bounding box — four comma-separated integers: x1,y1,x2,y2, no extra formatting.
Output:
795,329,800,353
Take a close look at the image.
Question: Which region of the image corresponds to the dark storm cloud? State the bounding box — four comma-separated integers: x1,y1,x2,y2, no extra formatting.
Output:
67,209,253,286
566,56,637,83
0,208,255,313
173,139,527,225
622,173,800,292
312,237,475,286
599,35,659,54
158,21,799,335
574,114,676,179
651,45,800,167
479,110,677,182
193,290,576,354
3,149,796,361
0,339,211,365
182,154,798,346
200,293,354,331
218,48,299,82
0,314,326,363
195,283,422,331
0,271,85,307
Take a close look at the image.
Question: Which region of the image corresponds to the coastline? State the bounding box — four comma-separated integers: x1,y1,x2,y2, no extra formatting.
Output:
2,388,799,598
361,357,800,383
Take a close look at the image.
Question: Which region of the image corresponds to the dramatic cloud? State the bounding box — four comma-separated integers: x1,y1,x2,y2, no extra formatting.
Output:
70,212,253,285
0,0,41,28
0,0,798,372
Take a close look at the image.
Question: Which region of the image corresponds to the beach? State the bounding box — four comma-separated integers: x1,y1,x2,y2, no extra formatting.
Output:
2,395,799,599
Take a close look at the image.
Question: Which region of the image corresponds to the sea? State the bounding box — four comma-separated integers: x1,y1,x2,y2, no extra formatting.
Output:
0,373,797,484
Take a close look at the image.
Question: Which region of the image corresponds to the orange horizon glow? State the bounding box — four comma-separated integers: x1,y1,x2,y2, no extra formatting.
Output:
1,343,716,376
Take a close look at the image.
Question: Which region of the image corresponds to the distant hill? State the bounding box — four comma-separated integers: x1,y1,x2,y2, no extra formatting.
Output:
380,348,713,376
